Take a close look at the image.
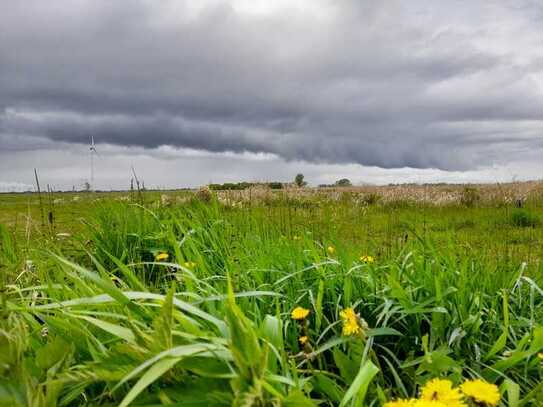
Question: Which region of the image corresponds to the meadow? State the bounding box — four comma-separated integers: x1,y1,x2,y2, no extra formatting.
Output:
1,183,543,406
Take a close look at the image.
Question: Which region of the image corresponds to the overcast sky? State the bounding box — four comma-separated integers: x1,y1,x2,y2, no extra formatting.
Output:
1,0,543,191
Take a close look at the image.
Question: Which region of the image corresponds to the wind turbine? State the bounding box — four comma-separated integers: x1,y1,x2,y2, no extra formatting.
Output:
90,136,97,192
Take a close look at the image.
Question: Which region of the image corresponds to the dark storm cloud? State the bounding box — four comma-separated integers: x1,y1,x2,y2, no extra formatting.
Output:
1,0,543,170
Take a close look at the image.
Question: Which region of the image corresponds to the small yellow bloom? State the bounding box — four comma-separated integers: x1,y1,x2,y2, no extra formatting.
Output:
460,379,500,407
155,252,169,262
359,255,374,264
183,261,197,269
384,398,416,407
339,307,362,336
298,336,309,345
327,246,335,255
538,352,543,360
340,307,357,321
420,379,465,407
291,306,310,320
342,320,360,336
293,235,301,241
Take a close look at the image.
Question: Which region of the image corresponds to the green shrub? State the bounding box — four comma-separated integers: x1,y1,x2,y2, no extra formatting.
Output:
335,178,352,187
268,182,283,190
509,209,539,227
208,182,254,190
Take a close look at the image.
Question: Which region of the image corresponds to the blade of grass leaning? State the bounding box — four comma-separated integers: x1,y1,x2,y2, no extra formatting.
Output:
119,356,181,407
339,360,379,407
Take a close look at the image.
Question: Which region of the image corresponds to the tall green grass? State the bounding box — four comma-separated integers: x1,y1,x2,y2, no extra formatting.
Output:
0,199,542,406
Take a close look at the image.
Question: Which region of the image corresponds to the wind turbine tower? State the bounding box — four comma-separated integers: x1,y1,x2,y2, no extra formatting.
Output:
90,136,97,192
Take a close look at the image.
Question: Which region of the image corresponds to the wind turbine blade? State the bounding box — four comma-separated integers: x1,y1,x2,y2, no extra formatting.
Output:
89,136,99,155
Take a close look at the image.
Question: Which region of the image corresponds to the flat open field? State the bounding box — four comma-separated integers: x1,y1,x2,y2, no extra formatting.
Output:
1,184,543,406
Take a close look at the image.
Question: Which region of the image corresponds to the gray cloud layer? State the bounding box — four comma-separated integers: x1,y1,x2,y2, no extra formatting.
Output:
2,0,543,172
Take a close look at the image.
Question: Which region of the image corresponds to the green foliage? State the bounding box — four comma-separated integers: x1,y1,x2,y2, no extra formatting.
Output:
335,178,352,187
209,182,254,191
509,209,539,228
294,174,307,187
0,194,542,405
268,182,283,190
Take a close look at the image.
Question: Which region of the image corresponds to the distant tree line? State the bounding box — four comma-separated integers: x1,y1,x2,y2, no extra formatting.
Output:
318,178,353,187
208,176,354,190
209,182,284,191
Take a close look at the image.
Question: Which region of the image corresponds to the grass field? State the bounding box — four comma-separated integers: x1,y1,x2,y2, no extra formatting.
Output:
1,185,543,406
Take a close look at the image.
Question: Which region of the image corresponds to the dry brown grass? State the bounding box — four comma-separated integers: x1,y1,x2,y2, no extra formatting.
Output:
207,180,543,207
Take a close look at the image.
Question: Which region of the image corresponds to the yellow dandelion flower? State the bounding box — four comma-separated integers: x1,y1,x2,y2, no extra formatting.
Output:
339,307,357,321
155,252,169,262
360,255,374,264
342,319,361,336
538,352,543,360
291,306,310,320
460,379,500,407
299,336,309,345
384,398,416,407
421,379,465,407
183,261,197,269
339,307,362,336
327,246,336,255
